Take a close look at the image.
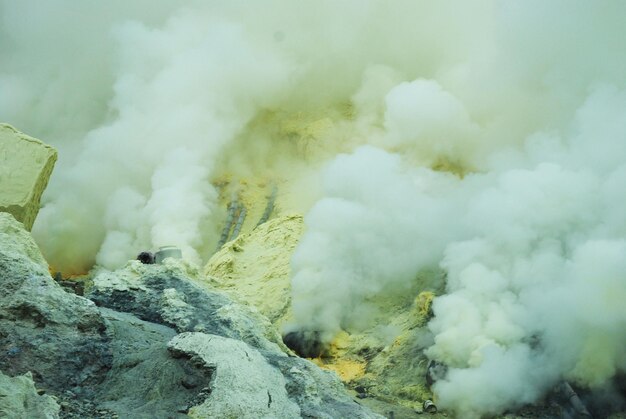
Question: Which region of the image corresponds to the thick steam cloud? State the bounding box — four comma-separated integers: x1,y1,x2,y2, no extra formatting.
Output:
2,1,626,417
0,0,494,273
292,85,626,416
289,3,626,418
2,2,298,272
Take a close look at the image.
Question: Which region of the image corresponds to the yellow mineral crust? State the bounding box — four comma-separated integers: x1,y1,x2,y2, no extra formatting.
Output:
0,124,57,231
203,214,303,326
414,291,435,327
310,331,367,382
311,357,366,382
204,122,441,413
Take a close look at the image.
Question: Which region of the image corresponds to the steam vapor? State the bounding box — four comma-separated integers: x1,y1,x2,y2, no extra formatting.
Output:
2,1,626,417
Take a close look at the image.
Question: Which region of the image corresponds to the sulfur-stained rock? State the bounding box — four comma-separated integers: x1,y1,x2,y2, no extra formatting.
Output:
0,212,48,269
204,214,304,325
0,371,60,419
0,210,383,418
265,352,385,419
0,123,57,231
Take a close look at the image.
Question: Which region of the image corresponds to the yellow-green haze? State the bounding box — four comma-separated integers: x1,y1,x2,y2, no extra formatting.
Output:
2,1,626,417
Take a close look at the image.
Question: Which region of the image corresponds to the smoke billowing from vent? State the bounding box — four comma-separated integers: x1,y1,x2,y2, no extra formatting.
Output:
3,1,626,417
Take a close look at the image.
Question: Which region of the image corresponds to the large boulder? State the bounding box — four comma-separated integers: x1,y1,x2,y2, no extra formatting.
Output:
0,213,275,418
168,332,301,419
0,213,111,395
204,214,303,325
87,260,286,353
92,308,213,419
0,371,60,419
168,332,388,419
0,124,57,231
0,210,382,417
88,260,383,418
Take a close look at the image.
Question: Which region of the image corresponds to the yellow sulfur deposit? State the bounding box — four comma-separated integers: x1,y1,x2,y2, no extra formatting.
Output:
200,114,446,415
0,124,57,231
311,357,366,382
204,213,303,325
310,331,366,381
414,291,435,326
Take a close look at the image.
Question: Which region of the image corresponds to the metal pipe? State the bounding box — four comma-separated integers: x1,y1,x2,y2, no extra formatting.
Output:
216,199,239,250
154,246,182,263
560,382,592,417
256,185,277,227
423,400,437,414
231,205,247,239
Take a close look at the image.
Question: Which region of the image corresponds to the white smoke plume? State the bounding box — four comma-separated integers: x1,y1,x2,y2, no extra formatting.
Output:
1,1,296,271
292,83,626,417
289,2,626,418
3,1,626,417
0,0,491,273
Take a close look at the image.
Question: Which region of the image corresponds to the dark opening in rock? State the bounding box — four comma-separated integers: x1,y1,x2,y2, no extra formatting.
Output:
282,330,325,358
137,251,155,264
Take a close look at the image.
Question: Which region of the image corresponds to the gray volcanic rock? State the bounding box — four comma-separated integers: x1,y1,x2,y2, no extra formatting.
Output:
0,215,382,418
93,308,212,419
167,332,383,419
86,260,286,353
0,213,111,395
168,332,301,418
88,261,383,418
0,215,213,418
266,353,382,419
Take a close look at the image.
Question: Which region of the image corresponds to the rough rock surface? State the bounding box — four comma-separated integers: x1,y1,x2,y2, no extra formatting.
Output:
265,352,385,419
0,371,60,419
0,210,382,418
0,124,57,231
0,213,111,395
203,209,443,414
168,332,301,419
204,214,303,325
94,308,212,418
0,212,49,268
0,215,224,418
88,260,383,418
204,213,444,413
87,260,286,353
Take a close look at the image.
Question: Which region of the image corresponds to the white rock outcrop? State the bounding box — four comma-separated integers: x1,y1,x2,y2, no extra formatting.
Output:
0,212,49,270
168,332,301,419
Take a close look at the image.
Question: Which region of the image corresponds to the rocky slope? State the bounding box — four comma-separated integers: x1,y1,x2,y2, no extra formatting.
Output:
2,123,614,418
0,212,382,418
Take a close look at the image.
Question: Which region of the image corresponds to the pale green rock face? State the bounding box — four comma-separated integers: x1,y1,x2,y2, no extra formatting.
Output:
0,371,60,419
0,123,57,231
